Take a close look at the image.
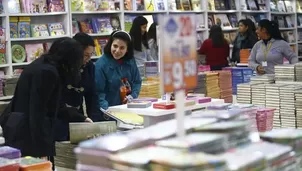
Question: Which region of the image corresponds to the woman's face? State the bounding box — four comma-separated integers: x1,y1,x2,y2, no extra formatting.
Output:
141,24,147,35
238,22,248,33
256,26,266,40
83,46,94,65
111,38,127,60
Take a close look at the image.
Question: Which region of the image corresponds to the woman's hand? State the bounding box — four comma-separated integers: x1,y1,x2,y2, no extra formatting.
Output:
123,95,133,103
85,117,93,123
256,65,265,75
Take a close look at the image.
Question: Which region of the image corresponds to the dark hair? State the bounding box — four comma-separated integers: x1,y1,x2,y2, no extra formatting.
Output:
209,25,225,47
245,19,256,32
103,30,134,60
45,37,83,84
129,16,148,51
147,22,157,42
258,19,283,40
239,19,257,37
72,32,95,49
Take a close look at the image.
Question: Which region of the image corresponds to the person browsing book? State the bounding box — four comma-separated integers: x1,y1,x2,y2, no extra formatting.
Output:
55,33,101,141
95,30,142,120
231,19,258,64
0,38,84,171
199,25,230,70
248,19,298,74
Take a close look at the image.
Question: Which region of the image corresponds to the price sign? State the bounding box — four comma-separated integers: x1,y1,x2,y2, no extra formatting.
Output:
159,15,197,92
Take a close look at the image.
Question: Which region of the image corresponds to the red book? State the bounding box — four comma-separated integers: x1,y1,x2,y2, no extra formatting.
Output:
153,102,175,109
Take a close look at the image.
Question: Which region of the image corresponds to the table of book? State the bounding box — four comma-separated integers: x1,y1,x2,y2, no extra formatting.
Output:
108,98,224,127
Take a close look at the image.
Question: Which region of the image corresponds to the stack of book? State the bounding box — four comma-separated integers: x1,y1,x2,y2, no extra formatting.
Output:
216,71,233,103
265,84,284,128
251,83,266,106
205,72,220,99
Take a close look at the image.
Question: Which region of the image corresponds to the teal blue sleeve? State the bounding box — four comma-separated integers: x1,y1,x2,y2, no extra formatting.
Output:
130,60,142,98
95,61,109,110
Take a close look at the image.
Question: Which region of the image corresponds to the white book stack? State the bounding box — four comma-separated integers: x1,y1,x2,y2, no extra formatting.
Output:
280,85,302,128
295,89,302,128
265,84,284,128
275,64,296,82
295,63,302,82
251,83,266,106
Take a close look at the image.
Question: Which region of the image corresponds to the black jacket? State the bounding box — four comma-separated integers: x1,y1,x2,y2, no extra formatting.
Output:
55,61,99,141
0,57,64,157
231,33,258,63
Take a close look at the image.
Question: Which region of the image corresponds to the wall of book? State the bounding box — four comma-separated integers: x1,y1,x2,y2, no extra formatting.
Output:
0,0,301,77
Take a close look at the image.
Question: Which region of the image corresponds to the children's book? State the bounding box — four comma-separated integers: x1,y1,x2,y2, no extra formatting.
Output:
8,0,21,13
47,22,65,36
30,0,48,13
25,43,44,62
48,0,65,12
31,24,49,37
71,0,84,11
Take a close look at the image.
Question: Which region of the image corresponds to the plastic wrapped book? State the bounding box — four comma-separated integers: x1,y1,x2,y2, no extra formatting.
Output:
155,133,227,154
0,157,19,171
0,146,21,159
69,121,117,144
101,108,144,126
15,157,52,171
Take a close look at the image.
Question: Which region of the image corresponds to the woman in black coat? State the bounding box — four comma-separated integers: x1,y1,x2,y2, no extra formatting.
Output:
55,33,100,141
0,37,84,170
231,19,258,63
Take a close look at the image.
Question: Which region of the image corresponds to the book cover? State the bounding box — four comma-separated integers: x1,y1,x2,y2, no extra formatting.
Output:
48,0,65,12
25,43,44,62
156,0,165,10
31,24,49,37
30,0,48,13
71,0,84,11
47,22,65,36
84,0,96,11
18,22,30,38
8,0,21,13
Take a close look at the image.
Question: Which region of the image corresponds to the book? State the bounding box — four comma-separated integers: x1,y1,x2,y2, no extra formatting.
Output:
69,121,117,144
48,22,65,36
25,43,44,62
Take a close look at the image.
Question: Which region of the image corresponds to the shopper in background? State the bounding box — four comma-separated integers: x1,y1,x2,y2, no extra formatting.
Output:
55,33,98,141
129,16,151,75
95,30,142,120
199,25,230,70
0,38,84,170
248,19,298,74
147,22,158,61
231,19,258,64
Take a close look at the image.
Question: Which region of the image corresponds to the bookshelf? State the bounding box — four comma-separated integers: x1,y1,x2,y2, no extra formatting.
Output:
0,0,301,77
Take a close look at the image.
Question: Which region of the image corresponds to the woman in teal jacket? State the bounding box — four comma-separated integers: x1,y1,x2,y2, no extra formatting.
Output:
95,30,142,118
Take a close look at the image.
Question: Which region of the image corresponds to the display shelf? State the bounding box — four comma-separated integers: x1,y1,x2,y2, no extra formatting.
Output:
8,12,68,17
71,11,121,14
10,35,69,42
12,62,30,67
